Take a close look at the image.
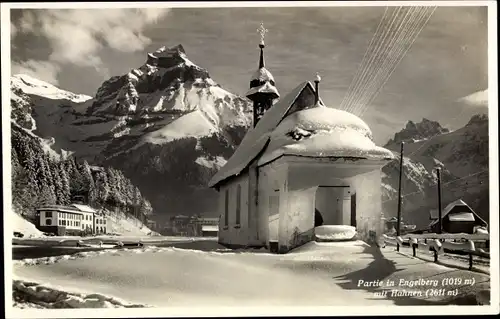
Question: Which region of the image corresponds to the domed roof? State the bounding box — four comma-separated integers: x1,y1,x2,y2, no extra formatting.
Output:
258,105,395,165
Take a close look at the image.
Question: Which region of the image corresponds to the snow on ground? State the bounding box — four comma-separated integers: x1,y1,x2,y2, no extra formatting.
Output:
12,240,491,308
195,155,227,169
142,110,217,145
314,225,357,241
12,214,44,238
105,210,154,236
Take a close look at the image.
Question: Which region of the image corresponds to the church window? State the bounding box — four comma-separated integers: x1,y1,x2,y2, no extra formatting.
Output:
224,189,229,227
236,184,241,225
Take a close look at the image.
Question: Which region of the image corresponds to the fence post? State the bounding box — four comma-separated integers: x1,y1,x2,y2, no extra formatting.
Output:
469,253,473,270
412,244,416,257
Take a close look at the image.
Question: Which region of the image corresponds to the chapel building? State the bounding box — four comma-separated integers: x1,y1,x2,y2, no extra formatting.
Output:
208,25,394,253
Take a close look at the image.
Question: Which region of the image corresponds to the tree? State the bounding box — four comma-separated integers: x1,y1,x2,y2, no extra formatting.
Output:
58,161,71,205
81,161,97,205
36,185,57,207
95,170,110,205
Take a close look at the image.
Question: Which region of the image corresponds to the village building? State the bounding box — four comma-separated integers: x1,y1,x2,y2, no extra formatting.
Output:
429,199,488,234
208,24,394,253
35,203,105,236
93,211,107,235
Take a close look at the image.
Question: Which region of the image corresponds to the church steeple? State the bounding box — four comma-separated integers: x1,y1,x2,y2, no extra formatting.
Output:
246,22,280,127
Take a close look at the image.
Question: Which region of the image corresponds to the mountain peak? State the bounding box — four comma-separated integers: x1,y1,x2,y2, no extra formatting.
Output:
385,118,449,147
144,44,194,69
11,74,92,103
466,113,488,126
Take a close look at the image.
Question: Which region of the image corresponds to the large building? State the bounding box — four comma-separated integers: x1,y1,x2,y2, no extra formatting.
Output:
35,204,107,236
208,24,394,253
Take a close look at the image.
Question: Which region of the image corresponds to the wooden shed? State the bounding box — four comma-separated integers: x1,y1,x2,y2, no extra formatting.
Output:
429,199,487,234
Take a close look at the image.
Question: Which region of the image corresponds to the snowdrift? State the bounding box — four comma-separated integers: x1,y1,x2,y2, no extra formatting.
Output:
13,279,147,308
12,213,44,238
105,209,154,236
314,225,357,242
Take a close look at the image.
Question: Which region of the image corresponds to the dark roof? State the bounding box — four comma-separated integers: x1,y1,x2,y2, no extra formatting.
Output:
429,199,487,227
209,81,322,188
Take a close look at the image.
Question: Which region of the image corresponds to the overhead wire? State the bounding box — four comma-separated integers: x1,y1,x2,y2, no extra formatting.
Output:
352,6,429,115
341,6,402,111
356,6,437,117
338,6,390,110
347,6,420,114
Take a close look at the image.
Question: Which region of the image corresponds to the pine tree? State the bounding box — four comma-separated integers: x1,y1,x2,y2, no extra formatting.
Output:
69,158,86,201
36,185,57,207
82,161,97,206
52,161,65,205
95,170,110,205
58,161,71,205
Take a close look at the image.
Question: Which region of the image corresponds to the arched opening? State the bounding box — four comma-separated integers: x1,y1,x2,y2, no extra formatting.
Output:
314,209,324,227
314,186,352,226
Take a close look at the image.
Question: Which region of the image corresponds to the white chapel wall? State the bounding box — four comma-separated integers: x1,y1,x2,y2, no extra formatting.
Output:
257,161,288,246
346,169,384,242
217,174,250,246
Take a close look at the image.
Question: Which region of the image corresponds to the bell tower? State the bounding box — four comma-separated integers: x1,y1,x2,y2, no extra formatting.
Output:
245,22,280,127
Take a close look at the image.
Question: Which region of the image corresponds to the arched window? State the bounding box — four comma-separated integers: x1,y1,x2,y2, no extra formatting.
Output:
236,184,241,225
46,219,52,226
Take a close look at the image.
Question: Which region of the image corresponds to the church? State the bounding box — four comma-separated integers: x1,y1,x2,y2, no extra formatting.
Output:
208,24,395,253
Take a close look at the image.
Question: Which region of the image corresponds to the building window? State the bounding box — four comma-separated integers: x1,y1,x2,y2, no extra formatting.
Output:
46,218,52,226
103,219,106,224
236,184,241,225
46,211,53,218
224,189,229,227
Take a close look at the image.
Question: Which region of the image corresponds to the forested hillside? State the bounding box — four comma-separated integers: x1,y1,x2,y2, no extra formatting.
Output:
11,124,153,222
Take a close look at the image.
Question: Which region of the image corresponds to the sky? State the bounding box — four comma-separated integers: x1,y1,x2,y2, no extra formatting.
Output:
9,5,489,145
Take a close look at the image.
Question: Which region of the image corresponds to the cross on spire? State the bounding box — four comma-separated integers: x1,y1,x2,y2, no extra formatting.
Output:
257,22,268,46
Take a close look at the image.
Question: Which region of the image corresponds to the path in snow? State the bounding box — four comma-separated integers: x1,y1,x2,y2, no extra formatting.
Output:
12,241,491,308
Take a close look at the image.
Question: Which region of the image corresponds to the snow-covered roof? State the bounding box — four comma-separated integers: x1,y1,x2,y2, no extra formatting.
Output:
258,106,394,165
36,205,82,213
209,81,315,188
430,200,470,221
70,204,97,213
428,199,487,226
202,225,219,232
209,80,393,188
250,67,275,83
245,82,280,99
448,212,475,222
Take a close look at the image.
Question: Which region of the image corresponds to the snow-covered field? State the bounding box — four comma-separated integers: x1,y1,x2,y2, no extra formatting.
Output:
10,240,491,312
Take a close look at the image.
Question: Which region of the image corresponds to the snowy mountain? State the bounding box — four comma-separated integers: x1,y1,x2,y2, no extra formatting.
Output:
381,116,489,229
384,118,450,148
10,44,253,222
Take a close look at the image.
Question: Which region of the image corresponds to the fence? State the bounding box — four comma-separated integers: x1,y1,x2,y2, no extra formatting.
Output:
383,233,490,271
